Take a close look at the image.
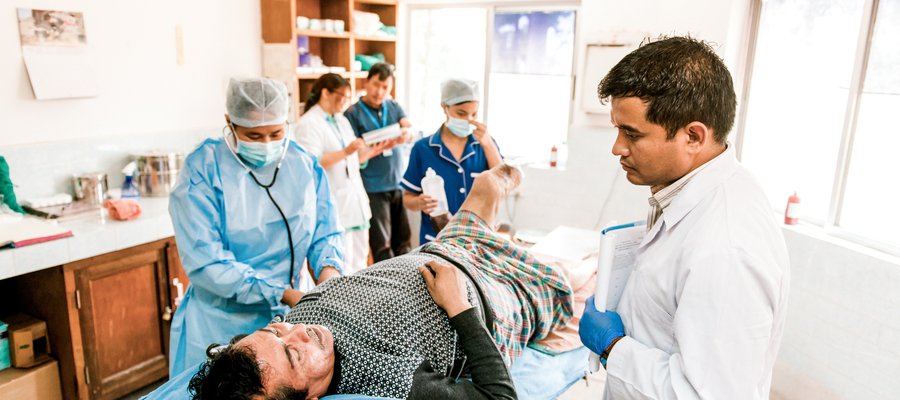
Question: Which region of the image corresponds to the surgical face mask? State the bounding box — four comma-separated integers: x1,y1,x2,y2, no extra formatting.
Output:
236,138,285,168
446,117,474,138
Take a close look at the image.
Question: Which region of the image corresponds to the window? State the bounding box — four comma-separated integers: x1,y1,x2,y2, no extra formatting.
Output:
407,7,488,138
741,0,900,252
406,4,577,161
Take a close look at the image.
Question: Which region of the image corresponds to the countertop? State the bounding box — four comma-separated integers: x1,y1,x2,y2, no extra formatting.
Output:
0,197,175,281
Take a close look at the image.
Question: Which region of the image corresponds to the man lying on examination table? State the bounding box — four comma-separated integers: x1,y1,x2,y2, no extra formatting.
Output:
188,164,585,400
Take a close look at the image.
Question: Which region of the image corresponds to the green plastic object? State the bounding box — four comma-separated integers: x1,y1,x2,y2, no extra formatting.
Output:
380,26,397,36
355,53,386,71
0,156,24,213
0,320,9,371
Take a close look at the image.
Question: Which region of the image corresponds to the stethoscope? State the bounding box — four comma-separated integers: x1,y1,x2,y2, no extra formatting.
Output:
222,123,299,289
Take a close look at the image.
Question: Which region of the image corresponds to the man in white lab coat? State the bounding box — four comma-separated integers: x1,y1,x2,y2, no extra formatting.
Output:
579,36,791,399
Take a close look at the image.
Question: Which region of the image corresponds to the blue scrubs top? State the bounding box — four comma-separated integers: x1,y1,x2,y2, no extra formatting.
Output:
344,98,409,193
167,138,344,376
401,128,500,244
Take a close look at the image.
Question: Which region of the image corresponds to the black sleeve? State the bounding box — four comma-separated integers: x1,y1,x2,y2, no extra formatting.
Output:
407,308,517,400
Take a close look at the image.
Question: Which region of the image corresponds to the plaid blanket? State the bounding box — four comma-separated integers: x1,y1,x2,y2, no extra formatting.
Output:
421,210,575,363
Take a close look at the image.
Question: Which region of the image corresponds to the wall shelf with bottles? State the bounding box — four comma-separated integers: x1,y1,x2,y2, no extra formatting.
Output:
261,0,399,117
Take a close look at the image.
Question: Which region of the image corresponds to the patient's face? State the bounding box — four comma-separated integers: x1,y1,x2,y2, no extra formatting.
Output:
237,322,335,398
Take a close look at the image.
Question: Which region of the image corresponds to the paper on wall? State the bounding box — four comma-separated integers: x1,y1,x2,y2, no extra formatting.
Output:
17,8,99,100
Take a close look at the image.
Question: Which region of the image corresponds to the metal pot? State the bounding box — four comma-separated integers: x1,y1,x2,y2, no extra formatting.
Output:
73,173,109,205
134,152,185,197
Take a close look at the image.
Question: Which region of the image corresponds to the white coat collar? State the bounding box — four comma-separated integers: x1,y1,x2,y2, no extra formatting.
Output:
640,144,738,248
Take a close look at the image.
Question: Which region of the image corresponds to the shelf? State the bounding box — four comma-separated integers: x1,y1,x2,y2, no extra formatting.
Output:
355,0,398,5
353,34,397,42
296,29,352,39
297,71,368,80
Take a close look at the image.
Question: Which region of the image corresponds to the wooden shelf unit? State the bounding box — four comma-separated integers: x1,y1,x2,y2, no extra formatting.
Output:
261,0,399,117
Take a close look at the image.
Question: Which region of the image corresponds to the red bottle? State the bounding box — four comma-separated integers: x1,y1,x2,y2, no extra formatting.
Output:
550,145,558,168
784,192,800,225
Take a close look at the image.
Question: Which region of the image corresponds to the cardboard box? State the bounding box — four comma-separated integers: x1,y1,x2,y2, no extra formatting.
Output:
0,360,62,400
3,315,50,368
0,320,9,371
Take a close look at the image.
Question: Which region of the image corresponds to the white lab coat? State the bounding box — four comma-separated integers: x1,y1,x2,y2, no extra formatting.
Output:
605,146,791,400
296,104,372,272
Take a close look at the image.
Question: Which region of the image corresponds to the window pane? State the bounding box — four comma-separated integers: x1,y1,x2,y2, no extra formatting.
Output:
488,10,575,160
840,0,900,248
741,0,864,222
407,8,487,135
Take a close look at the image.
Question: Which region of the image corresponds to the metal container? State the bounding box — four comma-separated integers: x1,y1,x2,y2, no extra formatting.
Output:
134,152,185,197
73,173,109,205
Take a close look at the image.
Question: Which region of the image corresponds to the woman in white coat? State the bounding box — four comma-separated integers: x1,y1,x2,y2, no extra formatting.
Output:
296,74,391,273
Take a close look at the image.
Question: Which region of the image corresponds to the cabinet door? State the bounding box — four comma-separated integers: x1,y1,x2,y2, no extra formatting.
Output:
74,244,170,400
162,239,189,355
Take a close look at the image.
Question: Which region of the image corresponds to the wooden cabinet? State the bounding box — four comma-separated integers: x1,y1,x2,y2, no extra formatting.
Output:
0,238,187,400
260,0,399,116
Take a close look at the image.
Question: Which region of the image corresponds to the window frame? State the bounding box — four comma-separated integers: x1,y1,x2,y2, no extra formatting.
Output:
737,0,898,256
402,1,579,160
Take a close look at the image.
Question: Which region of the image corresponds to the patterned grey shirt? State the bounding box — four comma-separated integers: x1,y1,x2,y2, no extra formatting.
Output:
285,252,479,398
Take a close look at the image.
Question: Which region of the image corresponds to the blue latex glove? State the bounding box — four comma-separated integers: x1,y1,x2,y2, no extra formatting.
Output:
579,295,625,354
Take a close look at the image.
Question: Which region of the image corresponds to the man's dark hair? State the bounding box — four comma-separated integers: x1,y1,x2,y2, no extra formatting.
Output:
188,342,309,400
367,62,394,81
597,36,736,144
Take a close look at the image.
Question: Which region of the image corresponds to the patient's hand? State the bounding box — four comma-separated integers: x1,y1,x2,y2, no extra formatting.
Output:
418,261,472,318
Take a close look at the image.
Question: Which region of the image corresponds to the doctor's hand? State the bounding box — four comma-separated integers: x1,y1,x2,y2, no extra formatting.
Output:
419,261,472,318
281,289,305,307
579,295,625,355
344,138,365,155
359,140,393,163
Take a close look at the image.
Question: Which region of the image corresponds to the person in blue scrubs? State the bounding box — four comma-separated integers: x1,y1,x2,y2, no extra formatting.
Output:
343,63,414,262
401,78,502,244
167,77,344,376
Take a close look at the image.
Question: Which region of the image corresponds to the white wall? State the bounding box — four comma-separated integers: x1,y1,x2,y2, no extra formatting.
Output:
0,0,261,148
506,1,900,399
571,0,753,128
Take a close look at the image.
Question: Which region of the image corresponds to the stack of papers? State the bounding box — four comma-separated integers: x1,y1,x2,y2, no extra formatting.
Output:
362,123,402,145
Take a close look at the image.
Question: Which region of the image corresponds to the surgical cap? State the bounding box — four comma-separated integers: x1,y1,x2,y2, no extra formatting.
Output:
441,78,480,106
226,78,290,128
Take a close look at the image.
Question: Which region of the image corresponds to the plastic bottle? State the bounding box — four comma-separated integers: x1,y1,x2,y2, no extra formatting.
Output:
784,192,800,225
550,144,558,168
421,168,449,216
121,161,141,200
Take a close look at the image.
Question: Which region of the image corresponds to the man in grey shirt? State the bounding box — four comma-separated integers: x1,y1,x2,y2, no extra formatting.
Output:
188,164,575,400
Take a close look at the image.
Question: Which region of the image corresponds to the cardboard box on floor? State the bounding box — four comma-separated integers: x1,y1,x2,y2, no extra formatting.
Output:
0,360,62,400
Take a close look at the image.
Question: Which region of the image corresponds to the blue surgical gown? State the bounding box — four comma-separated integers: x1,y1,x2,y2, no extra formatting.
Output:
167,138,344,376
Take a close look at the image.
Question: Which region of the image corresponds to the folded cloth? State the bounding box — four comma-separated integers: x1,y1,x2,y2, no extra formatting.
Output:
103,199,142,220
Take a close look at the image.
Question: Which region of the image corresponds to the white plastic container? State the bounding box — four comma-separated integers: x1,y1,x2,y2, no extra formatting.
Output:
421,168,449,216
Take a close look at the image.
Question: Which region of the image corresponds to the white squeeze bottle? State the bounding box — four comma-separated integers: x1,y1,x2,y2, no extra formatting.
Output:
421,168,449,216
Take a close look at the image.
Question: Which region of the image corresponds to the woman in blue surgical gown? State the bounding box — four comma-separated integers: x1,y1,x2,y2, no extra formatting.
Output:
167,77,344,376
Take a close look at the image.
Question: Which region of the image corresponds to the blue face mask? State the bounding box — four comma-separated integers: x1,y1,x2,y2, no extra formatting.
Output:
236,138,285,168
446,117,474,138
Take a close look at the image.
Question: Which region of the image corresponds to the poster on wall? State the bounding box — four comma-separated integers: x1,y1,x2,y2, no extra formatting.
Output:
16,8,99,100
